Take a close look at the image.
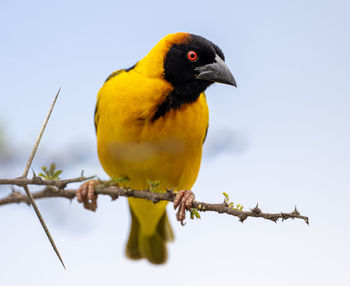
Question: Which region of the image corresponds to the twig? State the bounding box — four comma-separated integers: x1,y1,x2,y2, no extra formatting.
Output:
0,183,309,225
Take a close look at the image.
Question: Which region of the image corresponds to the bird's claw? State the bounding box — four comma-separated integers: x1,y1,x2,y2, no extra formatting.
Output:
173,190,195,226
77,180,99,211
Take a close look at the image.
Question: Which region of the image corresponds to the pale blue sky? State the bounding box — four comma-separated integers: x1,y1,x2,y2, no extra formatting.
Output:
0,0,349,285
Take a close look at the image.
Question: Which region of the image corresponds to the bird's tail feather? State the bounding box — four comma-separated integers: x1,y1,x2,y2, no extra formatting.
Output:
126,207,174,264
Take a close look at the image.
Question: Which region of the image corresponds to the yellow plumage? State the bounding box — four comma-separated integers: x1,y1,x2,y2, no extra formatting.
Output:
95,33,209,263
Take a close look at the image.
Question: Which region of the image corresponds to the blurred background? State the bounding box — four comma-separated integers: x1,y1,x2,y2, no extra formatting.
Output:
0,0,349,285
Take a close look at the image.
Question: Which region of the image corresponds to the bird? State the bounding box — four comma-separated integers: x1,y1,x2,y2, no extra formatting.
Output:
77,32,236,264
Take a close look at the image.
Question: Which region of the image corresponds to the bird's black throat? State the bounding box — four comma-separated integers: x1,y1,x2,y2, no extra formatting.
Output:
151,80,211,121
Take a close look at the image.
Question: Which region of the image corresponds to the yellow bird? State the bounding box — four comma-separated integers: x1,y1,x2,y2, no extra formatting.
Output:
77,32,236,264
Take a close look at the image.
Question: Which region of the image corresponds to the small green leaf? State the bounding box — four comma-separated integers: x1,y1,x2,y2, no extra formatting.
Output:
190,208,201,220
113,176,129,183
223,192,230,204
38,163,62,180
54,170,63,177
147,179,162,192
222,192,244,211
147,179,160,188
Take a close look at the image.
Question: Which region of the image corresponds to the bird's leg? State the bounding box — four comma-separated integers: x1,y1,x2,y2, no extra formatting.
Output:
173,190,195,226
77,180,99,211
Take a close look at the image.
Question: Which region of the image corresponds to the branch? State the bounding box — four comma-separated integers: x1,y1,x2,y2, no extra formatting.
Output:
0,175,95,189
0,181,309,225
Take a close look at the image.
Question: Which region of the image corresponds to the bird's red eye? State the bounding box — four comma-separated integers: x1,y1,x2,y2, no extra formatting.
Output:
187,50,198,62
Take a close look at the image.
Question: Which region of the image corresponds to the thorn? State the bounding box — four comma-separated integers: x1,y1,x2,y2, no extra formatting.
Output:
268,217,279,223
32,173,42,184
293,206,300,216
304,217,309,225
166,188,175,200
110,193,119,201
280,212,289,222
250,203,261,215
22,185,65,269
57,183,66,191
238,214,248,223
22,87,60,178
31,168,37,177
18,88,65,269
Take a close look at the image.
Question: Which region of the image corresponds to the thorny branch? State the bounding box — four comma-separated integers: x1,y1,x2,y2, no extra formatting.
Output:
0,177,309,225
0,86,309,270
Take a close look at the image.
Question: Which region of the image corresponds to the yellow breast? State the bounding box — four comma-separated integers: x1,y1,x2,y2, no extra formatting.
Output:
96,69,209,191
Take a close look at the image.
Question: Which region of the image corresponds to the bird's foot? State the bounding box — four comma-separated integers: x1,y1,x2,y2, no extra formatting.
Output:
77,180,99,211
173,190,195,226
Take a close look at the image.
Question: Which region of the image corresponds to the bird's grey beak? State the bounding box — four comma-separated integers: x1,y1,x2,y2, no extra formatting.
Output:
195,54,237,87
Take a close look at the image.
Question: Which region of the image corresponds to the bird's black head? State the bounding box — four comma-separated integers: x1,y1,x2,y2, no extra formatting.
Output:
153,33,236,120
164,34,236,96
